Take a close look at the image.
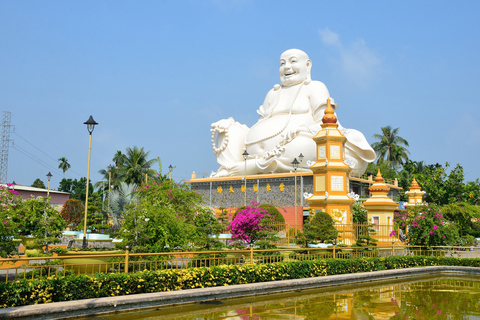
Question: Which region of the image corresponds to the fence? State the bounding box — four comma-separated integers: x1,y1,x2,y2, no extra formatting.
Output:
1,245,478,284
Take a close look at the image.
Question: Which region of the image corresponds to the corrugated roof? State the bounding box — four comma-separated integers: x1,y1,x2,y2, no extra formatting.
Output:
0,183,69,195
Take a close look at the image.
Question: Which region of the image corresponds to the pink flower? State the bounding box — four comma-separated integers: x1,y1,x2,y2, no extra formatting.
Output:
442,235,446,238
436,310,441,315
430,231,435,235
423,235,427,237
433,225,438,230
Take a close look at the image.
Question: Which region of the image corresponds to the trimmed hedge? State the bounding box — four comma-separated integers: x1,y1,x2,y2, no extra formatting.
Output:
2,256,480,308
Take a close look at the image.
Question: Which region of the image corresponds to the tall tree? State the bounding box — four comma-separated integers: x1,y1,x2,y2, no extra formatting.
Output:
118,146,157,185
31,178,46,189
372,126,410,168
95,165,122,191
58,177,93,202
58,157,71,179
113,151,126,167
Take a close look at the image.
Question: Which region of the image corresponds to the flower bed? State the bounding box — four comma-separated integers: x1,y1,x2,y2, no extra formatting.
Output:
2,255,480,308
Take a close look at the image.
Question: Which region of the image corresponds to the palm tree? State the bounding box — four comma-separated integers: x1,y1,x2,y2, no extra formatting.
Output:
109,182,137,227
119,146,158,185
372,126,410,168
113,151,126,167
58,157,71,179
95,165,122,191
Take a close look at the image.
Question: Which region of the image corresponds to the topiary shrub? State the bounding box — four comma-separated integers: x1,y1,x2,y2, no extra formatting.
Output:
258,204,285,224
310,211,337,243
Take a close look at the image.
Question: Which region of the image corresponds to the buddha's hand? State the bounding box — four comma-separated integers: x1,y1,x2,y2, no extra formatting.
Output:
211,117,235,131
280,127,301,144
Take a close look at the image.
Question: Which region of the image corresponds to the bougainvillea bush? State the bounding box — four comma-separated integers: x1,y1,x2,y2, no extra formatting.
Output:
228,202,278,247
392,205,461,248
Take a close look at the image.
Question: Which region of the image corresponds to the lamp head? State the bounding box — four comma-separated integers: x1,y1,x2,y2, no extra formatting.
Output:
242,150,249,161
291,158,299,170
46,172,52,181
84,115,98,134
298,153,304,162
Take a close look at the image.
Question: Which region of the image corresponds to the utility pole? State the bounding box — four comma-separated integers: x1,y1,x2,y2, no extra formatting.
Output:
0,111,14,183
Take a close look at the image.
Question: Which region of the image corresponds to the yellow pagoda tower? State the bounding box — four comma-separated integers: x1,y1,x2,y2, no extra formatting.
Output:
307,98,355,226
362,170,399,229
404,177,425,207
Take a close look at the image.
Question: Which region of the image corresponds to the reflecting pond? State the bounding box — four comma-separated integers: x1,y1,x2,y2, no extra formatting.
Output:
87,273,480,319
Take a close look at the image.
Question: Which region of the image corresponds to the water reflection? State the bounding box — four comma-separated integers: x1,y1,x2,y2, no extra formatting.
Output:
90,274,480,320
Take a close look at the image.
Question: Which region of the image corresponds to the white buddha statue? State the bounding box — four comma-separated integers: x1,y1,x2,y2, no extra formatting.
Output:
210,49,376,177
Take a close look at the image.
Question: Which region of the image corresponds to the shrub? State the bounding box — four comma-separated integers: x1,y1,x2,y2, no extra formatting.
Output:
228,202,279,246
0,183,20,258
60,199,84,230
2,255,480,308
258,204,285,224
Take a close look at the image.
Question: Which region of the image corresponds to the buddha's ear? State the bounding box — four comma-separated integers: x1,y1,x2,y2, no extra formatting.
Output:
305,59,312,84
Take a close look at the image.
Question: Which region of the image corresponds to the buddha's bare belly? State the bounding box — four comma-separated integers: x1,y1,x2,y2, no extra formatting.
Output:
245,113,316,156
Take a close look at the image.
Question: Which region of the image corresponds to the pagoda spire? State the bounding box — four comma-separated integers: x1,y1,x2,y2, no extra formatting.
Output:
307,97,355,243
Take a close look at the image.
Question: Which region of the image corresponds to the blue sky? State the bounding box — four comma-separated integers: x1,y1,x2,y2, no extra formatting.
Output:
1,1,479,189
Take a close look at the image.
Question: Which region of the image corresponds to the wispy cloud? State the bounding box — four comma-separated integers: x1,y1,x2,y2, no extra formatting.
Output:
318,28,382,88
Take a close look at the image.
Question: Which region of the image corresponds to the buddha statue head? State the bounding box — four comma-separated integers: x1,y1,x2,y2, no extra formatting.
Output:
279,49,312,87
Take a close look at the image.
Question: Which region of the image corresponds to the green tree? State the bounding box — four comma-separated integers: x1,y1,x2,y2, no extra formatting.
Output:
32,199,66,253
118,146,158,185
416,163,480,206
372,126,410,168
118,179,205,252
31,178,46,189
58,178,93,201
113,150,126,167
95,165,122,191
439,202,480,235
58,157,71,179
192,206,224,250
0,184,20,257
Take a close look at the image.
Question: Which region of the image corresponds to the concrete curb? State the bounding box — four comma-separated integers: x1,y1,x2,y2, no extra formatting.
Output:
1,266,480,320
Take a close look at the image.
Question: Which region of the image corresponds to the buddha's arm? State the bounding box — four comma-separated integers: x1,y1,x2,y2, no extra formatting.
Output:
257,88,276,118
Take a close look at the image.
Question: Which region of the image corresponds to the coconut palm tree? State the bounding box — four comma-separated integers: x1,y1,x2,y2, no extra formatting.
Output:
113,150,126,167
118,146,158,185
372,126,410,168
95,165,122,191
58,157,71,179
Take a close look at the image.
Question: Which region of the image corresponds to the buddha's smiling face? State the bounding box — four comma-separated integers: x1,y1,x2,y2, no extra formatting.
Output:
279,49,311,86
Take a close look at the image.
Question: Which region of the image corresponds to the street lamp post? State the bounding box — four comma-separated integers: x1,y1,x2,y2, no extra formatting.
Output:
46,172,52,198
107,164,112,213
291,158,299,229
143,164,150,184
83,115,98,249
243,150,249,206
298,153,304,211
168,164,173,180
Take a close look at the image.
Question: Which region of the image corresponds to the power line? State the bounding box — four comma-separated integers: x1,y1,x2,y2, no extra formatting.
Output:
12,145,62,176
13,131,82,177
14,131,59,163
